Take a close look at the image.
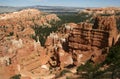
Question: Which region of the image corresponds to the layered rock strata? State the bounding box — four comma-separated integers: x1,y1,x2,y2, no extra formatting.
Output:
0,9,120,79
67,16,118,65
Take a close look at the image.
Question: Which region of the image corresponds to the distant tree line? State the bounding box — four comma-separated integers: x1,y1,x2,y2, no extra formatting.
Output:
32,13,92,46
58,12,92,24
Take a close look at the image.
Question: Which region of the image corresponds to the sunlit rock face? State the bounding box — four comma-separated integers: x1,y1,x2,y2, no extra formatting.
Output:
45,32,73,69
0,9,60,79
80,7,120,15
67,16,118,65
0,9,60,38
44,15,119,68
0,8,120,79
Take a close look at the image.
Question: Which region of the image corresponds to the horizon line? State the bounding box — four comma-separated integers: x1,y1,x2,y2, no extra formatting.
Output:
0,5,120,8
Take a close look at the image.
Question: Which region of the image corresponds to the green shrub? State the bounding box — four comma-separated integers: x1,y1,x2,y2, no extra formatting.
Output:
104,45,120,65
10,74,21,79
60,70,71,76
58,13,92,24
32,21,61,46
77,61,96,73
100,14,112,16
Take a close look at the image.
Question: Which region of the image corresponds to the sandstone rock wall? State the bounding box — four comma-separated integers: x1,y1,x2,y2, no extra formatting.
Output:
94,16,118,46
68,28,109,50
67,16,118,65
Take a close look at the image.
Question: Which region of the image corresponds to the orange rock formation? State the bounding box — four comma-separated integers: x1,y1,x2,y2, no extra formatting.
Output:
0,8,119,79
67,16,118,65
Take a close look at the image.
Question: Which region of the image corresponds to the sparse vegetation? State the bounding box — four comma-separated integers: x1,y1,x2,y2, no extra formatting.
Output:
116,17,120,31
1,6,120,79
115,12,120,16
60,70,71,76
32,13,92,46
77,44,120,79
103,45,120,65
58,13,92,24
100,14,112,16
10,74,21,79
32,21,62,46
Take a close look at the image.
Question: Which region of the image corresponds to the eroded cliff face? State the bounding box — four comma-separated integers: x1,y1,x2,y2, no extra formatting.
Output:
43,15,119,68
0,9,60,79
0,9,119,79
67,16,118,65
93,16,118,46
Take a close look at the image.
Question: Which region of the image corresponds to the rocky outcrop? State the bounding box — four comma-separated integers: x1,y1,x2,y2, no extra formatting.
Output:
0,8,119,79
44,15,119,68
0,9,60,79
0,9,60,39
93,16,118,45
80,7,120,15
45,33,73,68
67,16,118,65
